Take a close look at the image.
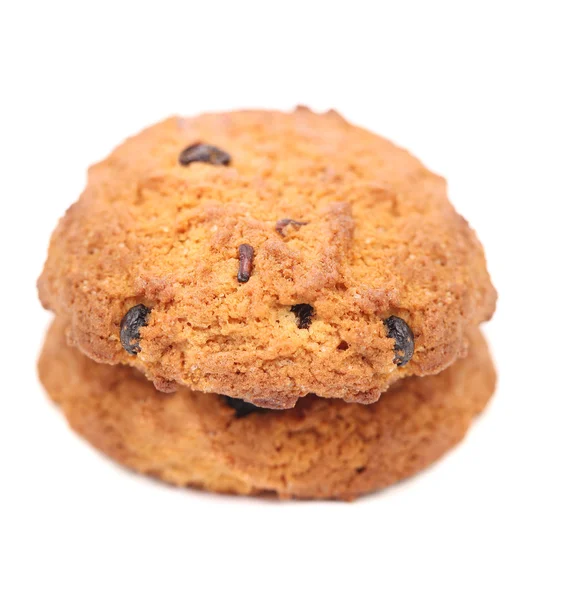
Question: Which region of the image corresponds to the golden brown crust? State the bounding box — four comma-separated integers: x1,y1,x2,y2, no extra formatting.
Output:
38,107,496,408
38,320,496,500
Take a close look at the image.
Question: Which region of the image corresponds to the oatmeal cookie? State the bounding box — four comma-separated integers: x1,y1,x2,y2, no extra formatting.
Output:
38,321,495,500
38,108,496,407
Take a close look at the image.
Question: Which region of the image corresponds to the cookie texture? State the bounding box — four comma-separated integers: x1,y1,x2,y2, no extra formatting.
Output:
38,107,496,408
39,321,496,500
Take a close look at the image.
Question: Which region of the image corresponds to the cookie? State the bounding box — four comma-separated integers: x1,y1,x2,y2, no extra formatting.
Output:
38,107,496,408
38,320,496,500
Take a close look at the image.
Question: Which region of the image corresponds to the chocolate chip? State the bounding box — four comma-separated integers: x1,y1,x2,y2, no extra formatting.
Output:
178,143,231,166
237,244,254,283
120,304,151,355
222,396,267,418
383,316,414,366
291,304,315,329
275,218,308,236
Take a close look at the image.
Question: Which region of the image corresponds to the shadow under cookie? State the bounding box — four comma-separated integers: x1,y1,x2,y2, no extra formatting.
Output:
38,320,495,500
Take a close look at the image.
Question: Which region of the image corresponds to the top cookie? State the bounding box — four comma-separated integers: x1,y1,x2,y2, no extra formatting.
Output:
38,107,496,408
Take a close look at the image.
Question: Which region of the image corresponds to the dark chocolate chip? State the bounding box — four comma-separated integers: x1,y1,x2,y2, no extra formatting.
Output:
383,316,414,366
237,244,254,283
291,304,315,329
178,143,231,166
120,304,152,355
222,396,267,418
275,218,309,236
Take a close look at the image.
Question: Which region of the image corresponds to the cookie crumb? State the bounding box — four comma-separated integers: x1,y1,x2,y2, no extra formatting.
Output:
154,377,177,393
237,244,254,283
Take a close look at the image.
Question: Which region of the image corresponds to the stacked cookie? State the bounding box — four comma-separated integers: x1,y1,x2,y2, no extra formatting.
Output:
38,107,496,500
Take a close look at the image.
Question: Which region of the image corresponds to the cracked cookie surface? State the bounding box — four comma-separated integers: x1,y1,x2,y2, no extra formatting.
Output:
38,108,496,407
39,320,495,500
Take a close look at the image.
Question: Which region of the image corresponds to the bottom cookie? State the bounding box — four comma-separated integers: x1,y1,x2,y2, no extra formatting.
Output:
38,321,496,500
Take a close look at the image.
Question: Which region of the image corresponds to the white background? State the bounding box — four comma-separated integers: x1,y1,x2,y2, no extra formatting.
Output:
1,1,565,598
